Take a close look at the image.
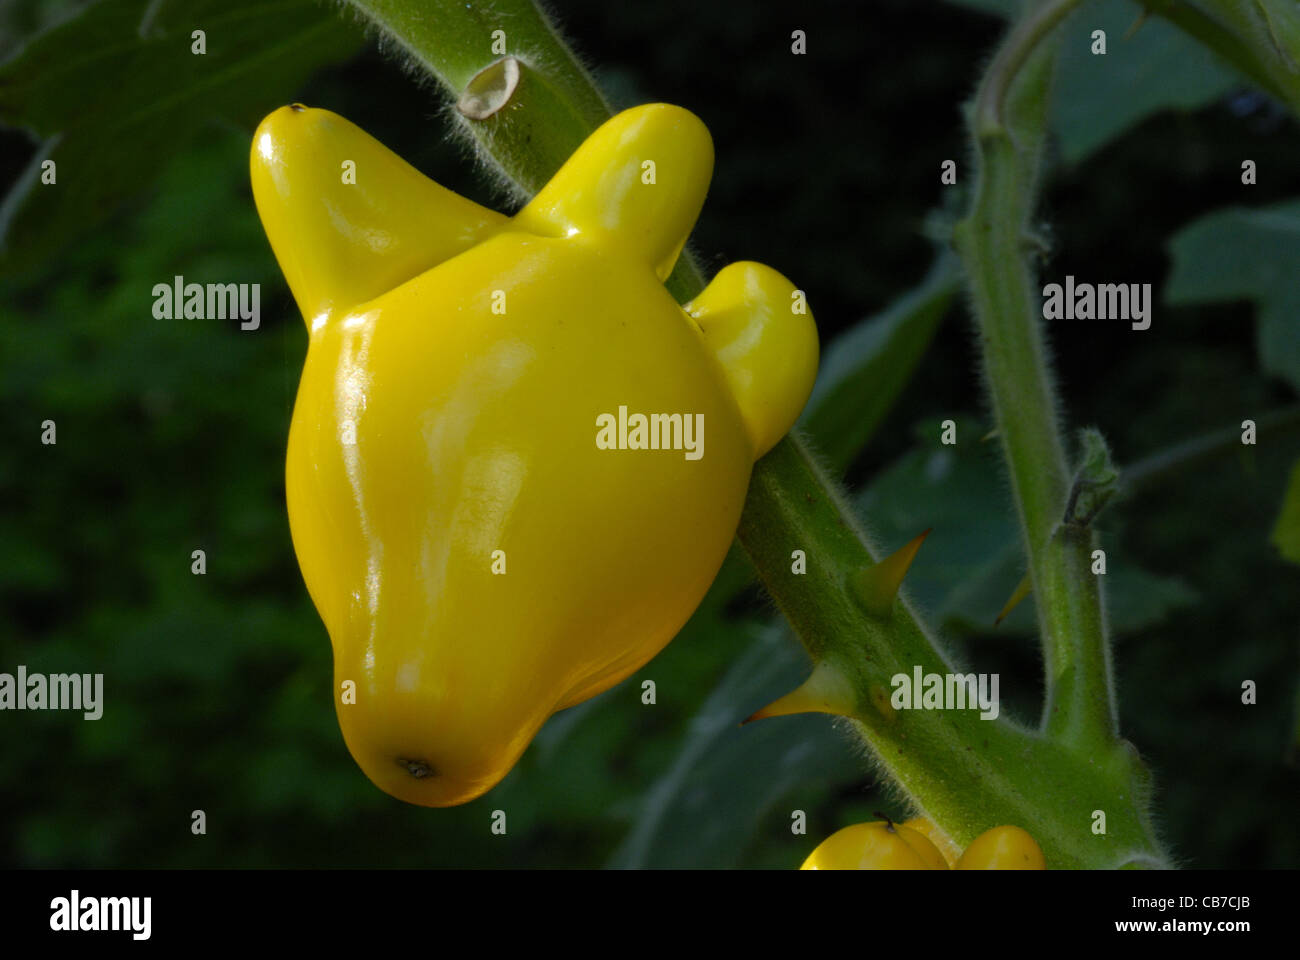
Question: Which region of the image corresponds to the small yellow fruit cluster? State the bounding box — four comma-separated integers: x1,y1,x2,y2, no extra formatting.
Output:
800,817,1046,870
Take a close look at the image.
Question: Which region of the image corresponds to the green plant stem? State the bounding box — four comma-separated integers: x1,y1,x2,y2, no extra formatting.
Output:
955,0,1120,750
341,0,608,145
737,435,1164,868
974,0,1086,137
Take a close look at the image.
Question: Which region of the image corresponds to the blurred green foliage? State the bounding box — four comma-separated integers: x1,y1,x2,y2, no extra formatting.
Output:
1168,199,1300,391
1274,459,1300,564
0,0,361,272
1,0,1297,868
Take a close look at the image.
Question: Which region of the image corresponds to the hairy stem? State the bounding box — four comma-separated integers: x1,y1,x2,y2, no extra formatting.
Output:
737,436,1164,868
974,0,1085,137
954,0,1121,749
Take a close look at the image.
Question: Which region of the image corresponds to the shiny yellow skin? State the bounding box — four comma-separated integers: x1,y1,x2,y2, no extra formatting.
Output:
250,103,818,806
902,816,964,868
955,825,1047,870
801,821,949,870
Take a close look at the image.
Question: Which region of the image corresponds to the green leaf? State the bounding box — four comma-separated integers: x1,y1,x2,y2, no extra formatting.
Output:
948,542,1199,636
1102,554,1199,634
855,420,1024,628
1272,458,1300,564
1052,0,1238,164
798,251,959,475
944,0,1239,163
856,422,1196,635
0,0,363,273
607,624,863,869
1166,199,1300,393
1257,0,1300,73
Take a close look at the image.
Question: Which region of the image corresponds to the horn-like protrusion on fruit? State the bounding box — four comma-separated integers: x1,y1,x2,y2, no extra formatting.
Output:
686,261,819,459
250,105,507,324
514,103,713,281
742,660,856,724
850,529,931,618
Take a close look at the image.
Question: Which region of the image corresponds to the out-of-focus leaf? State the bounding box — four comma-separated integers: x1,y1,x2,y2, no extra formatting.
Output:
0,0,363,273
856,419,1021,625
943,0,1238,163
1273,458,1300,564
943,537,1198,636
1103,556,1199,633
0,0,90,61
1257,0,1300,73
1166,199,1300,393
607,624,863,869
798,251,959,474
942,541,1037,633
856,420,1196,635
1052,0,1238,163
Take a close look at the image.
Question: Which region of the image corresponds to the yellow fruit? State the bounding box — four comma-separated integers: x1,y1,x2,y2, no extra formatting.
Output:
250,102,818,807
801,820,949,870
955,825,1046,869
902,816,963,867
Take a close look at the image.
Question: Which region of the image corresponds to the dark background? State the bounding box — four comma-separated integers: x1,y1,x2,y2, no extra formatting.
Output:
0,0,1296,868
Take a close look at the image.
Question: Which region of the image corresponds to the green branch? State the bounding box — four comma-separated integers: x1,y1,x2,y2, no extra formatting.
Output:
974,0,1087,138
737,435,1165,868
954,0,1120,749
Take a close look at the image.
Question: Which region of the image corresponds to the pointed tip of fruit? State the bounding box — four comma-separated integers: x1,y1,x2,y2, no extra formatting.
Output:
852,529,930,618
743,661,856,724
